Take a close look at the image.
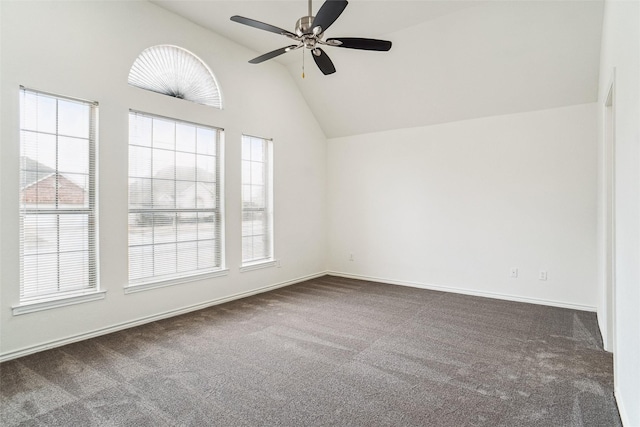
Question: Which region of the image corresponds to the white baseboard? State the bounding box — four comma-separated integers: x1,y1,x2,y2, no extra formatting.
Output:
327,271,597,312
1,270,600,362
0,271,326,363
615,387,631,427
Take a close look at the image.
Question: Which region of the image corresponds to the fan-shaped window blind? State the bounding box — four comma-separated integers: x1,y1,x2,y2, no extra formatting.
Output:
128,45,222,109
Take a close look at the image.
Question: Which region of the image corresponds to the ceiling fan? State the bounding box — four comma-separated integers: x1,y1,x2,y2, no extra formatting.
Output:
230,0,392,76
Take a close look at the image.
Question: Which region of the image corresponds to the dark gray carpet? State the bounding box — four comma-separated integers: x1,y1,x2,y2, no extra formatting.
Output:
1,275,621,426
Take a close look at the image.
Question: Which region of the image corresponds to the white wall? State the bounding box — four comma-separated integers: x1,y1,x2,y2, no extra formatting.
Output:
0,1,327,359
327,104,598,310
597,0,640,425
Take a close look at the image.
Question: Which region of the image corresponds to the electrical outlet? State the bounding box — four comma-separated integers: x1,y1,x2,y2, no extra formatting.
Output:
510,268,518,278
349,253,354,261
276,259,282,268
539,270,547,281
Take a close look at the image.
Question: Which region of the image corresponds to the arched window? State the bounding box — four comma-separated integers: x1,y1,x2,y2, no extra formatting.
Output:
128,45,222,109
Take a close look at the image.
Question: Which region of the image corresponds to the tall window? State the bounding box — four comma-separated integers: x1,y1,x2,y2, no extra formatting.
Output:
241,135,273,265
128,111,224,286
19,87,98,301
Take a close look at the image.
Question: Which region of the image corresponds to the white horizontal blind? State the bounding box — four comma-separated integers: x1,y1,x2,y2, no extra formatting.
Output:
19,87,98,301
128,111,223,284
241,135,273,264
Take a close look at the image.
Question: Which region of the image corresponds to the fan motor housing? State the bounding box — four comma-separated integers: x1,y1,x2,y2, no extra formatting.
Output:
295,16,317,36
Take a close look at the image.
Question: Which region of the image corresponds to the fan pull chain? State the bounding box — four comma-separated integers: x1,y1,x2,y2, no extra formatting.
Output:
302,49,305,78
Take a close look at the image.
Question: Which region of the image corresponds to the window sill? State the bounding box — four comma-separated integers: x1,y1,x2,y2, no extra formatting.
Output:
240,259,277,273
12,290,107,316
125,269,229,294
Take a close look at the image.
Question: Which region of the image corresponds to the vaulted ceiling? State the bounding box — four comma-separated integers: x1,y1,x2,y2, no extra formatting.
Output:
152,0,604,138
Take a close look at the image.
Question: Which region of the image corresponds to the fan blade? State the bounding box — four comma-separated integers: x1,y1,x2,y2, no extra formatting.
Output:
311,0,348,34
230,16,297,38
326,37,392,51
312,48,336,75
249,45,299,64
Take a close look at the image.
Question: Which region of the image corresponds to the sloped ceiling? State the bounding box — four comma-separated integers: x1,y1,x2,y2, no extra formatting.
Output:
152,0,604,138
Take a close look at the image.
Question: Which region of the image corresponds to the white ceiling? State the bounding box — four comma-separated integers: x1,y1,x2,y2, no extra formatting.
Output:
152,0,604,138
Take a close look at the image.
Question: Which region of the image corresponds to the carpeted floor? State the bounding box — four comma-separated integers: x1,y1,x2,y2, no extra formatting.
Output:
1,276,621,426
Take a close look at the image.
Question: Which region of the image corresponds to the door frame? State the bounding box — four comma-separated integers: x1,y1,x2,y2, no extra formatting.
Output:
603,69,616,355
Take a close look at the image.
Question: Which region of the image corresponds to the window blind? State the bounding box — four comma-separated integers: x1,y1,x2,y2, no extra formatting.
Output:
241,135,273,264
19,87,98,301
128,45,223,109
128,111,223,285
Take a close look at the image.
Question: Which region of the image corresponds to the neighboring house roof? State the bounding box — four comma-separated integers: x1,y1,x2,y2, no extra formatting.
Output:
20,156,86,205
20,156,55,190
129,166,215,209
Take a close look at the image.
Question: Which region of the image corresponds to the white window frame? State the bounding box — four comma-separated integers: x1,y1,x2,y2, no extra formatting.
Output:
14,87,103,315
240,134,274,271
126,111,226,292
